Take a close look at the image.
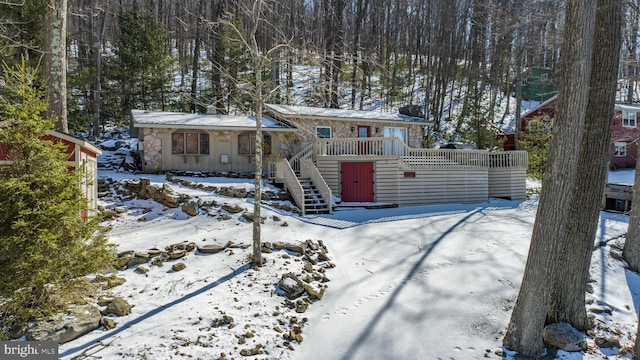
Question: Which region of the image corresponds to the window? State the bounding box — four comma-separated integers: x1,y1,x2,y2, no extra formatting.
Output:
614,142,627,157
623,111,637,128
316,126,332,138
383,127,408,155
238,133,272,155
540,73,548,81
172,132,209,155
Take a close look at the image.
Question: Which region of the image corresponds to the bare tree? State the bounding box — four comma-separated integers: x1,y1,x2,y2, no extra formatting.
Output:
503,0,596,356
45,0,68,133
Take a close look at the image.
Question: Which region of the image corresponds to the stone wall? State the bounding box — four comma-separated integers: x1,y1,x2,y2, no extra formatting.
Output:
288,118,424,149
141,128,167,172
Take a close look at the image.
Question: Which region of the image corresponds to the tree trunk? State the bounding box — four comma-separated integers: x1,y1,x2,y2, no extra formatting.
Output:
45,0,68,133
547,0,622,331
250,0,264,268
502,0,596,356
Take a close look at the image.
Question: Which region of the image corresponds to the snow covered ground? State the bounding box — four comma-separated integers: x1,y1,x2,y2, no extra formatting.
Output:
55,168,640,360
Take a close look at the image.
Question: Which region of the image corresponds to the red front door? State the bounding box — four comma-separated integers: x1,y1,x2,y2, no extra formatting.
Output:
341,162,374,202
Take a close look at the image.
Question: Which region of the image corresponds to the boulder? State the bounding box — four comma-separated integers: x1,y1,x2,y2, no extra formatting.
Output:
222,204,244,214
198,244,226,254
543,323,587,352
399,104,424,118
279,273,305,299
104,297,132,317
182,200,200,216
26,305,101,344
172,262,187,272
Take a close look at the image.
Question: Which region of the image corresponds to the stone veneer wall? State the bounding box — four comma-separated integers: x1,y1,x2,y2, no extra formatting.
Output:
288,118,424,149
141,128,168,172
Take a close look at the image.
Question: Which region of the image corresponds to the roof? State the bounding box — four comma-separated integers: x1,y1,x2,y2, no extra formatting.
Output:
0,121,101,155
49,130,102,156
520,95,558,119
264,104,431,125
131,110,296,131
615,103,640,112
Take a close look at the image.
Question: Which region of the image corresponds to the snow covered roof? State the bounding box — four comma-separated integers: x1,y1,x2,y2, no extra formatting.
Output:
615,103,640,112
264,104,431,125
131,110,295,131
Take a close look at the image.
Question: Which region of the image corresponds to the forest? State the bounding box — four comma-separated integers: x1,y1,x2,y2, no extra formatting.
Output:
0,0,638,139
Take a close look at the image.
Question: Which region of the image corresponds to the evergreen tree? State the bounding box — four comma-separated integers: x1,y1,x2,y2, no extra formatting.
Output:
0,61,114,335
108,9,173,119
517,116,552,179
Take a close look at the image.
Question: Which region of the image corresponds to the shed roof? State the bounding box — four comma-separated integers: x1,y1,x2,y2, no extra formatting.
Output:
131,110,296,131
264,104,431,125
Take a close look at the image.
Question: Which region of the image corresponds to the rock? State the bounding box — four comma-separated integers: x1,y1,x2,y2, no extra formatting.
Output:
239,344,262,356
285,242,307,255
273,242,285,250
114,206,127,214
242,212,266,223
106,276,126,288
97,295,114,307
198,244,226,254
126,253,149,268
172,262,187,272
135,266,149,275
104,297,132,317
594,336,621,349
168,249,186,259
101,317,116,330
9,323,27,339
543,322,587,352
296,302,308,313
182,200,200,216
272,215,281,222
26,305,101,344
281,222,289,227
302,283,325,300
222,204,244,214
279,273,305,299
399,104,424,118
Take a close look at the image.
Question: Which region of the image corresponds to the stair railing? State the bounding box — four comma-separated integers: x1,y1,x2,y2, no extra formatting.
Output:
276,159,306,215
301,158,332,214
288,143,314,174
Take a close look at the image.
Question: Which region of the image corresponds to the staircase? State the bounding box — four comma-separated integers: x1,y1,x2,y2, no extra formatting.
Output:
298,177,331,214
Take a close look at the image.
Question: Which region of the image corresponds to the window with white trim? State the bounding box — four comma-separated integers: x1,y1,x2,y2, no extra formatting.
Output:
316,126,332,138
172,132,209,155
614,142,627,157
622,111,637,128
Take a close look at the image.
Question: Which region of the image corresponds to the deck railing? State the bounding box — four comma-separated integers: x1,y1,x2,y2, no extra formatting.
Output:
312,137,528,170
488,151,528,169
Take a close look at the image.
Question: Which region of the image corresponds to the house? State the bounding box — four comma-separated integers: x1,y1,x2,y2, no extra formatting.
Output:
134,106,528,214
502,96,640,170
520,67,557,102
132,109,297,174
611,103,640,169
0,130,102,215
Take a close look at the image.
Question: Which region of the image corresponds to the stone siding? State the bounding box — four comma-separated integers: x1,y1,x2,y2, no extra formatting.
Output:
287,118,424,149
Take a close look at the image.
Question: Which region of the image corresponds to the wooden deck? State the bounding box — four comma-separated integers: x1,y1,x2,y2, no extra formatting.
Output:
274,137,528,209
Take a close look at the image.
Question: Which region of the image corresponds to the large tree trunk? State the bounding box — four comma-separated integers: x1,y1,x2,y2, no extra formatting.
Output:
502,0,596,356
547,0,623,331
45,0,68,133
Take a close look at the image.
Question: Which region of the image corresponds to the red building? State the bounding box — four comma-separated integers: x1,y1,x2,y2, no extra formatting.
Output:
502,97,640,170
0,130,102,214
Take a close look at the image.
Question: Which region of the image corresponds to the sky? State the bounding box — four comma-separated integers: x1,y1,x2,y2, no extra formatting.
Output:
53,167,640,360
